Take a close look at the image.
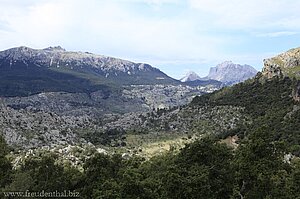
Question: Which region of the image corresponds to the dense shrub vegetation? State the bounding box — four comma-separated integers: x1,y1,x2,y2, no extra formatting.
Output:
193,76,300,154
1,134,300,199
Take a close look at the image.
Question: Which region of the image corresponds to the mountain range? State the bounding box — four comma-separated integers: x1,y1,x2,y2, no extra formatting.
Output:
0,46,178,97
180,61,258,85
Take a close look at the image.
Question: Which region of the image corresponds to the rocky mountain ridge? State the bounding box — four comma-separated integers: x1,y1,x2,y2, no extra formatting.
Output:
0,46,156,75
0,46,181,99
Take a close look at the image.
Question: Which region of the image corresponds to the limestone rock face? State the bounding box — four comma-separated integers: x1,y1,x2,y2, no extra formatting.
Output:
206,61,257,85
262,47,300,79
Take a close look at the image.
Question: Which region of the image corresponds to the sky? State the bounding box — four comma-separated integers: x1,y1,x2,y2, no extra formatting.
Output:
1,0,300,79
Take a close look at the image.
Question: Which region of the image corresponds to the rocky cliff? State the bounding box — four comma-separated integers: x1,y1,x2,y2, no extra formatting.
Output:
206,61,257,84
262,47,300,79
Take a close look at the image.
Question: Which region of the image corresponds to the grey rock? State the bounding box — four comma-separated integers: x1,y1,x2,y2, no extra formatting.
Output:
180,71,201,82
206,61,257,84
262,47,300,79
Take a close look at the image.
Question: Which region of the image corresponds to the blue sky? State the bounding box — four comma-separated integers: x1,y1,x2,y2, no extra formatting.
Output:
1,0,300,79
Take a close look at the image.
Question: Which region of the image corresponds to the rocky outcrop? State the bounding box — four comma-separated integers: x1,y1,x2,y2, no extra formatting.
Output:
262,59,283,79
262,47,300,79
122,84,216,110
206,61,257,85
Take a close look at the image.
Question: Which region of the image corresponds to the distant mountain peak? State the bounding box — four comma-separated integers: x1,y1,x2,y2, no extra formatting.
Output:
207,61,257,85
180,71,201,82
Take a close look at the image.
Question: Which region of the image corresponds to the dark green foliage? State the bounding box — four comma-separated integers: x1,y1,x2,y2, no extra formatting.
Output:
171,137,234,199
3,154,82,197
192,77,294,117
289,159,300,198
0,135,9,157
189,76,300,198
0,61,114,97
81,128,126,146
2,134,300,199
0,135,12,194
80,138,235,199
80,154,151,199
233,128,290,199
192,77,300,148
155,138,234,199
23,155,80,192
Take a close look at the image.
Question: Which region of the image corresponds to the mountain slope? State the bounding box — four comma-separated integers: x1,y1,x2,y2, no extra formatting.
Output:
206,61,257,84
0,46,178,97
191,48,300,153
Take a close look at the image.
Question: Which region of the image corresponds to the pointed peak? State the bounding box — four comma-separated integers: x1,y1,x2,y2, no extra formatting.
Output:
180,71,201,82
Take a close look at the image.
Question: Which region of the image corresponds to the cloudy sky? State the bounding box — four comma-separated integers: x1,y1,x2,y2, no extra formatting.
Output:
1,0,300,79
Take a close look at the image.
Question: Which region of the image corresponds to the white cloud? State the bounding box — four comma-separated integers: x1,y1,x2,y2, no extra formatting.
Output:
0,0,72,48
0,0,299,78
0,0,224,67
188,0,300,30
